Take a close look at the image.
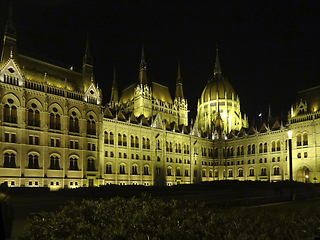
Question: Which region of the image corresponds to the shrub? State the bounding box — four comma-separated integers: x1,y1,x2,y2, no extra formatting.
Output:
18,195,320,240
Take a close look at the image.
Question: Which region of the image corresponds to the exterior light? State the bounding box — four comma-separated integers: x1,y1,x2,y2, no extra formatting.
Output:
288,130,293,139
306,175,309,179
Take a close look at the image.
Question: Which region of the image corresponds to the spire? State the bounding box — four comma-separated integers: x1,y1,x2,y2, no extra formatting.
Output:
268,104,272,122
1,1,18,67
83,35,93,65
139,42,148,85
214,43,221,75
175,61,184,99
110,66,119,103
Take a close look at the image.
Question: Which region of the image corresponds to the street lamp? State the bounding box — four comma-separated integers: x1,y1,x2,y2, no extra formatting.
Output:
288,130,293,200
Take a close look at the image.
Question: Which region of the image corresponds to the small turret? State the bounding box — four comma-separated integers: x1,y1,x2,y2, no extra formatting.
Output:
175,61,184,99
139,43,148,85
110,66,119,104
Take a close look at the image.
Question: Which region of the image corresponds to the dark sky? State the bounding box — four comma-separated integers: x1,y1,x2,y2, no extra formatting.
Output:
1,0,320,125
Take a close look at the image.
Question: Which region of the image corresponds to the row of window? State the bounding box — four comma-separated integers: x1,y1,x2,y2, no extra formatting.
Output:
3,105,97,135
106,164,151,175
224,167,281,178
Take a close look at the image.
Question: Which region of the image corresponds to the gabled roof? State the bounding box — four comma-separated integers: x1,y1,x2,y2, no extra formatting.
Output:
117,110,127,122
104,106,114,119
272,120,281,131
259,123,268,133
247,125,256,135
129,113,138,124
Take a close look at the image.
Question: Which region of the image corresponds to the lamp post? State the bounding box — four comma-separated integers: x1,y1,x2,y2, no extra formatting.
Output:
288,130,293,200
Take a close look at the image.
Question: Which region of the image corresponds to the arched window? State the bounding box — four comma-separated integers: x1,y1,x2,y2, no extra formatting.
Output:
277,140,281,151
228,169,233,178
238,168,243,177
131,135,134,147
170,142,173,152
69,116,79,132
247,145,251,155
142,137,146,149
120,164,126,174
87,120,96,135
69,157,79,170
185,168,189,176
252,144,255,154
178,144,181,153
87,158,96,171
104,131,108,144
187,145,190,154
297,134,302,146
175,143,178,153
167,167,172,176
248,160,251,164
259,143,263,153
272,141,276,152
132,165,138,175
202,169,206,177
249,168,255,176
3,104,17,123
303,133,308,145
261,167,267,176
49,156,60,170
28,154,39,169
3,152,16,168
123,134,127,146
237,146,240,156
143,165,149,175
176,168,181,176
241,146,244,155
106,163,112,174
230,147,234,156
274,166,280,175
118,133,122,145
209,170,213,177
110,132,114,145
214,170,218,178
28,109,40,127
157,140,160,150
146,138,150,149
135,137,139,148
166,141,169,151
264,143,268,153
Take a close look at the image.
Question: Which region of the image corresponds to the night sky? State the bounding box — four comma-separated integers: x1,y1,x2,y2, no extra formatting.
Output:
1,0,320,125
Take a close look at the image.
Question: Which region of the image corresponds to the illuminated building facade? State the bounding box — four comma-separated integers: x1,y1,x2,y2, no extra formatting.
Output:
0,8,319,189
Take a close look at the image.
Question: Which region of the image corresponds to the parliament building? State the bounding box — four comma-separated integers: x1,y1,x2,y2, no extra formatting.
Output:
1,7,319,189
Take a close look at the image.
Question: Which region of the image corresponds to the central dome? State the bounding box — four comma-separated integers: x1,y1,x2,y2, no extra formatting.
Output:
200,75,236,104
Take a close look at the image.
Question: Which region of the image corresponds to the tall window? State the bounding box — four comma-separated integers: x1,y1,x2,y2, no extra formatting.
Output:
132,165,138,175
87,159,95,171
274,167,280,175
185,169,189,177
228,169,233,178
167,167,172,176
3,104,17,123
297,134,302,146
49,113,60,130
123,134,127,146
147,138,150,149
144,165,149,175
252,144,255,154
303,133,308,145
202,169,206,177
131,136,134,147
118,133,122,145
272,141,276,152
104,131,109,144
247,145,251,154
261,167,267,176
277,140,281,151
106,164,112,174
3,153,16,168
49,156,60,170
28,154,39,169
264,143,268,153
28,109,40,127
87,119,96,135
110,132,114,145
142,138,146,149
69,157,79,170
238,169,243,177
259,143,263,153
249,168,255,176
69,116,79,132
120,165,125,174
135,137,139,148
176,168,181,176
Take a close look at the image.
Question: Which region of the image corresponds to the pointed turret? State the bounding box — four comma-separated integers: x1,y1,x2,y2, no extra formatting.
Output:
214,44,221,76
1,1,18,67
82,35,94,91
110,66,119,103
268,104,272,122
139,43,148,85
175,61,184,99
